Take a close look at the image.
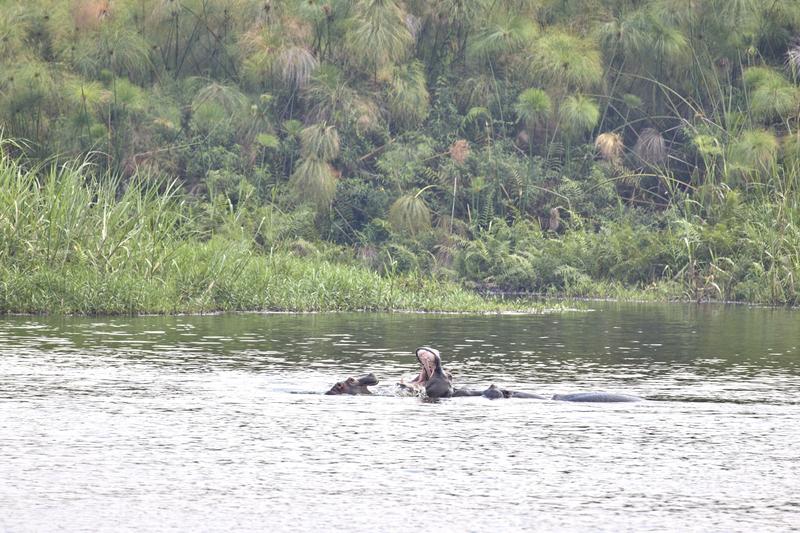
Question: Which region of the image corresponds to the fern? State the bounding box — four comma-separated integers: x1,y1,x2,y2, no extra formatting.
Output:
545,143,565,174
463,106,492,129
478,189,495,228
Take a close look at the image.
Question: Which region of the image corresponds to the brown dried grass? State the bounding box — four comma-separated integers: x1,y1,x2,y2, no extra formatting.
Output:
72,0,111,31
449,139,470,165
595,132,623,164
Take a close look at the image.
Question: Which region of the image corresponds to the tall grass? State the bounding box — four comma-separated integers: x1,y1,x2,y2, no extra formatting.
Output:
0,152,186,275
453,194,800,306
0,151,530,314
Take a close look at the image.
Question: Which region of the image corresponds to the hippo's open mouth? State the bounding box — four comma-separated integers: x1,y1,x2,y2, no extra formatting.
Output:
411,347,439,385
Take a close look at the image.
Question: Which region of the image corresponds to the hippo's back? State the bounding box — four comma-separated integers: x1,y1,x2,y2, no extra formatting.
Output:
552,392,641,403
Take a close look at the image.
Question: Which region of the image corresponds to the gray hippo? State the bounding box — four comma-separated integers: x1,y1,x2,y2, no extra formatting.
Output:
325,373,379,395
458,383,547,399
414,346,453,398
326,347,641,402
413,347,639,401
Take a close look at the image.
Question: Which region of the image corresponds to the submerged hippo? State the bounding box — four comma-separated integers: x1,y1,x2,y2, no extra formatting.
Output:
325,347,642,402
452,384,547,399
551,392,640,402
405,349,549,399
325,373,379,395
412,347,638,401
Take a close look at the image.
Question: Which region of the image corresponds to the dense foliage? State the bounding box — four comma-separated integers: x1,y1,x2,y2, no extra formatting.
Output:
2,0,800,306
0,148,533,313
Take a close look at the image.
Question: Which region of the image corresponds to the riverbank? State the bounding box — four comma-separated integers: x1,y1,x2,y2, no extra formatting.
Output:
0,154,541,315
1,152,798,315
0,245,543,315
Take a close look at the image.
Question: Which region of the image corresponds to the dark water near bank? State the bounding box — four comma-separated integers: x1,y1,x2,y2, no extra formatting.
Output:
1,303,799,532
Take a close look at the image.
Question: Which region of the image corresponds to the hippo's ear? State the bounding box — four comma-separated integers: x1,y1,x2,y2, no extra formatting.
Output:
345,377,356,384
325,382,345,395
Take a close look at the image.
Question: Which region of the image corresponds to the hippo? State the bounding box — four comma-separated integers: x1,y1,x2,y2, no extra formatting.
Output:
452,385,547,399
411,347,638,401
551,392,640,402
414,347,453,398
404,349,551,399
481,384,505,399
325,373,379,395
325,347,642,402
452,384,511,399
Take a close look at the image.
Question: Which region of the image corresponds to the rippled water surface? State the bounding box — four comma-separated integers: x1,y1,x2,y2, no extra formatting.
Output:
1,303,799,532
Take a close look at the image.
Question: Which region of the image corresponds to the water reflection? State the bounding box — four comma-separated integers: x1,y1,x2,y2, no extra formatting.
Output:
2,304,798,402
1,303,799,531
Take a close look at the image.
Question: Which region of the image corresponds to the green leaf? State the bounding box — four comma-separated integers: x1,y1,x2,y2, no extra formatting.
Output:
256,133,280,149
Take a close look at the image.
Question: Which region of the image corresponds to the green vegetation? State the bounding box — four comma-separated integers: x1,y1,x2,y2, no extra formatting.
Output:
2,0,800,311
0,148,530,313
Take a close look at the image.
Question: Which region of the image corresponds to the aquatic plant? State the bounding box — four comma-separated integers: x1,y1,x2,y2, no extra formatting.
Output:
514,88,551,131
388,188,432,236
558,95,600,140
387,61,430,129
347,0,413,73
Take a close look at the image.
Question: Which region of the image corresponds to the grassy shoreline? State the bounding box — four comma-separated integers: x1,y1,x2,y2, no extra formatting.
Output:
0,153,797,315
0,155,544,315
0,239,545,315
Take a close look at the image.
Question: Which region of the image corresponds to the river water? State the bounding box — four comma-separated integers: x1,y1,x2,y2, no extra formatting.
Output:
1,303,799,532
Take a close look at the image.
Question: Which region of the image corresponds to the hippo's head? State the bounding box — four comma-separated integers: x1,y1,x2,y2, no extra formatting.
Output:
482,384,505,399
413,347,440,384
413,347,454,380
325,373,379,395
415,347,453,398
